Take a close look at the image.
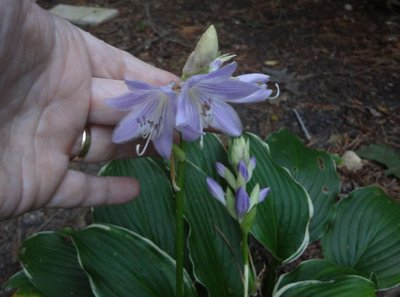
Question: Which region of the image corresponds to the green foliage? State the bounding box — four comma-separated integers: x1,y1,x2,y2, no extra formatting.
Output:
7,131,400,297
4,271,46,297
321,186,400,289
19,232,94,297
247,132,312,263
357,143,400,178
266,129,339,241
68,224,197,297
93,157,177,257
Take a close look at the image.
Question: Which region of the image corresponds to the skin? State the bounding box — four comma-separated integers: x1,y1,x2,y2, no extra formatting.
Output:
0,0,178,219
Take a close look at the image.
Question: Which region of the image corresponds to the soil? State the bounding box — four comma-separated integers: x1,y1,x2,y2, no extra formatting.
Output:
1,0,399,296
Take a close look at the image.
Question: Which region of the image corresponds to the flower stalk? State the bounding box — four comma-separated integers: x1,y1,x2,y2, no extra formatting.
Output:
174,139,188,297
242,230,250,297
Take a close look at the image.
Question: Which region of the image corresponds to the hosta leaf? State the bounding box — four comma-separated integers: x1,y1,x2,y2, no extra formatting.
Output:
69,224,197,297
19,232,94,297
273,276,376,297
357,144,400,178
93,158,176,257
266,129,339,241
321,186,400,289
246,133,313,263
274,259,372,293
3,271,46,297
184,162,244,297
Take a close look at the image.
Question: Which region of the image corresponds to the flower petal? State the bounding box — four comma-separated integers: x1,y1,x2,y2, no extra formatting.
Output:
196,78,260,100
106,91,153,110
176,86,199,127
209,100,242,136
178,124,204,141
204,61,237,79
125,79,154,91
206,177,226,205
112,96,159,143
152,100,175,158
236,73,270,84
112,111,142,143
227,88,273,103
176,86,203,140
235,187,250,220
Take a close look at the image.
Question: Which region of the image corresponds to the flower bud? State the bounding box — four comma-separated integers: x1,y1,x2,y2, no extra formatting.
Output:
235,187,250,221
206,177,225,206
229,136,250,169
182,25,218,77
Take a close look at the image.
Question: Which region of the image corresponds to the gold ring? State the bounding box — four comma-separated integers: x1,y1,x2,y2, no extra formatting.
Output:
70,127,92,162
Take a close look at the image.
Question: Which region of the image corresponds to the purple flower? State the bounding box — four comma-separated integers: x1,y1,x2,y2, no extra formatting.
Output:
107,80,177,159
176,62,274,141
235,187,250,220
206,177,226,206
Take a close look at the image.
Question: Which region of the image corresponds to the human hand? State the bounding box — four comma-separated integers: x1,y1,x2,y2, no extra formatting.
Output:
0,0,178,219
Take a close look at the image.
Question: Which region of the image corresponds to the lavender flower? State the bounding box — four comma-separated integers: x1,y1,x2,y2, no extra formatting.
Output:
176,61,275,141
107,80,177,159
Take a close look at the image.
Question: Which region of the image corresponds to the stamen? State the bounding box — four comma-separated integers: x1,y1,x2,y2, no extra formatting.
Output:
136,130,154,156
269,83,280,99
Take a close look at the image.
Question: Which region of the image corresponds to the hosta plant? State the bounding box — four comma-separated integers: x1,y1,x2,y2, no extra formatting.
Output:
4,26,400,297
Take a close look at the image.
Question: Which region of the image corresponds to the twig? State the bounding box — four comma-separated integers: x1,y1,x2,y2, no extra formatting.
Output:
292,108,312,141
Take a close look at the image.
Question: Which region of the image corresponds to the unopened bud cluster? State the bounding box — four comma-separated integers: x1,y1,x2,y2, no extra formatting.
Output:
206,136,270,225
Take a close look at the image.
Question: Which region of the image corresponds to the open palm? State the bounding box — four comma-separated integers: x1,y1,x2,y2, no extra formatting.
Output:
0,1,177,219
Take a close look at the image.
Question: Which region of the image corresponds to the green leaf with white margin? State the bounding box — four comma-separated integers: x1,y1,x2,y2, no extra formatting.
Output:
266,129,339,241
184,161,244,297
273,276,376,297
274,259,373,293
93,158,176,257
4,271,47,297
321,186,400,290
69,224,197,297
246,133,313,263
19,232,94,297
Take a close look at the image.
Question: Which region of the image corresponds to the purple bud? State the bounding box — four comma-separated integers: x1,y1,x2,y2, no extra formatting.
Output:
235,187,250,220
206,177,226,205
259,187,270,203
249,156,257,171
216,162,226,178
237,160,249,182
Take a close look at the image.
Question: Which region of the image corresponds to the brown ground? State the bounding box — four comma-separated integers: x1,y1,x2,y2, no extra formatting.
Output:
1,0,399,296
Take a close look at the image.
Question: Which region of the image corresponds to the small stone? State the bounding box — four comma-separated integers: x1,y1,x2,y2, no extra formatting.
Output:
344,4,353,11
49,4,119,26
342,150,363,171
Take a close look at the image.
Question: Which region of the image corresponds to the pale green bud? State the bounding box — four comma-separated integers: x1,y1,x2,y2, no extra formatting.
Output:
225,187,237,220
182,25,218,77
249,183,261,209
229,136,250,169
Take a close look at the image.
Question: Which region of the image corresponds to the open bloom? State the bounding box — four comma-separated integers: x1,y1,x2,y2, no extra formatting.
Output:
107,80,177,159
176,61,275,141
